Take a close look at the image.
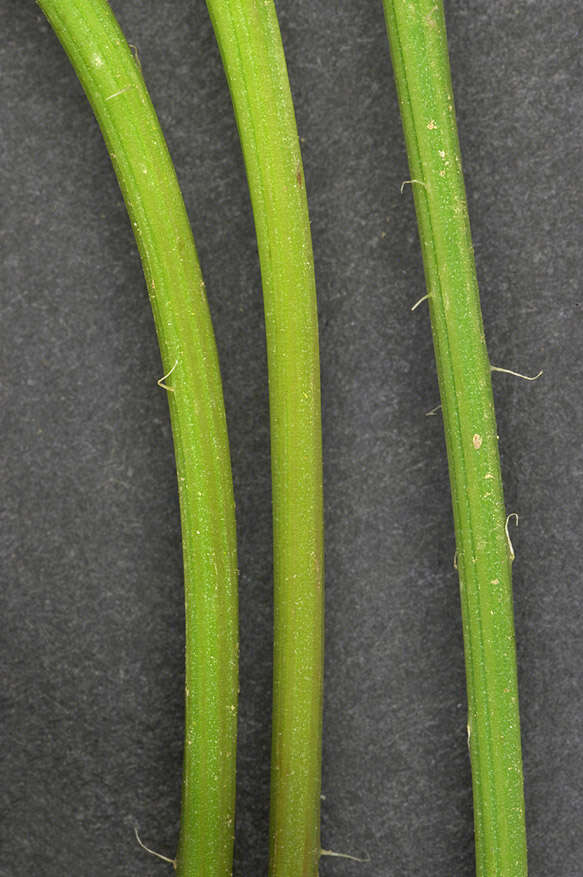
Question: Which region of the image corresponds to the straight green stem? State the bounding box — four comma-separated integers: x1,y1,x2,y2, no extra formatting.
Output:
203,2,324,875
381,2,527,875
37,2,238,874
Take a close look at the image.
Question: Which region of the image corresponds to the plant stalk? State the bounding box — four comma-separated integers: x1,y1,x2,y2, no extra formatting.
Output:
381,2,527,874
37,2,238,874
203,2,324,875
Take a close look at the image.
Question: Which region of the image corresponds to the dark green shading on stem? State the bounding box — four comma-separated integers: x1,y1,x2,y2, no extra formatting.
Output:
37,2,238,874
204,2,324,874
381,2,527,875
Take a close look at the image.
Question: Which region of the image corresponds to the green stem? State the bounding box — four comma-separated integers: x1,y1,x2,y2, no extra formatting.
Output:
204,3,324,875
37,2,238,874
381,3,527,875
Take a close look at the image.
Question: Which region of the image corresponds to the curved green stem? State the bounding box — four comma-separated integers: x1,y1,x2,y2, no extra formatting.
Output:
203,3,324,875
381,3,527,875
37,2,238,874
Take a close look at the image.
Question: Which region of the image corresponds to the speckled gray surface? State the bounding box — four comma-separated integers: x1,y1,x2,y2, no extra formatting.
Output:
1,1,582,875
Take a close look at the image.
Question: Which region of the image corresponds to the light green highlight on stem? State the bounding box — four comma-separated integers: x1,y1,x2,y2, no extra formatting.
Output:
37,2,238,874
204,2,324,875
381,2,527,875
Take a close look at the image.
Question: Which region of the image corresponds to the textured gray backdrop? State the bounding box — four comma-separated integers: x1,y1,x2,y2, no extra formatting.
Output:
2,1,581,874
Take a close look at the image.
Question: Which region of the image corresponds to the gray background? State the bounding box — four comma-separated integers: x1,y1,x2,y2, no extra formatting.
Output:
1,0,581,874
